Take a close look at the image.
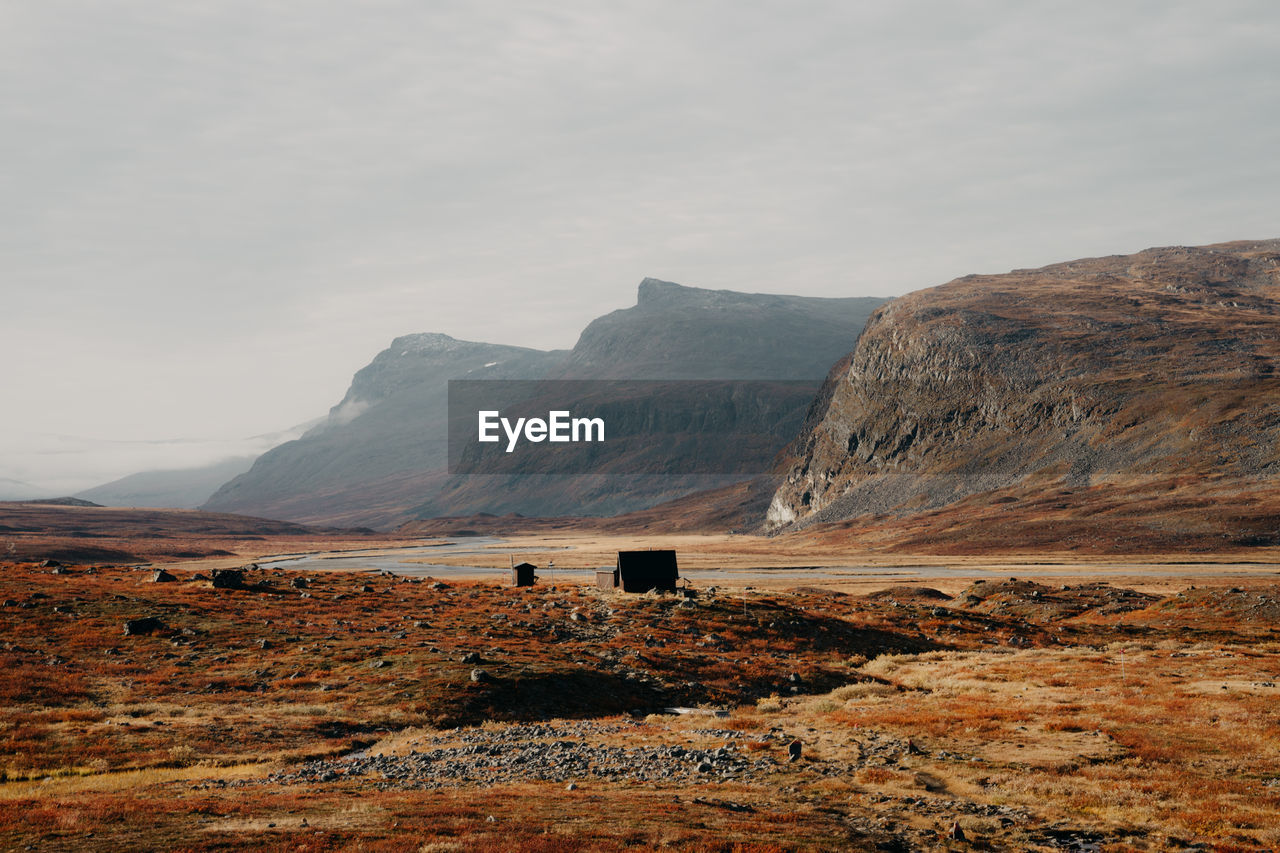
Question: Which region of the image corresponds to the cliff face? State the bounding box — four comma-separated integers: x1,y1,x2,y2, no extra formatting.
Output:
766,240,1280,538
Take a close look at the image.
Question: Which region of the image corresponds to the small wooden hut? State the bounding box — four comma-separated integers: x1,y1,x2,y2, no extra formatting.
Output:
511,562,538,587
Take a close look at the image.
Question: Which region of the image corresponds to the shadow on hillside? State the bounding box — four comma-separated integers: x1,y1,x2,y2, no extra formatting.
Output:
457,668,668,726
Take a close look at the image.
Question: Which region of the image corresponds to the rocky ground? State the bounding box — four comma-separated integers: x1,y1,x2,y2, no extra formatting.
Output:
274,721,776,787
3,559,1279,850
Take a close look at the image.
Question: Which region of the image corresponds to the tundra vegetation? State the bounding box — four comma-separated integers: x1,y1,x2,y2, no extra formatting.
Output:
3,555,1279,851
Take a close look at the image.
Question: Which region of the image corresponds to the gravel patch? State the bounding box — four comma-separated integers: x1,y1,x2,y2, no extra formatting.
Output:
271,720,779,789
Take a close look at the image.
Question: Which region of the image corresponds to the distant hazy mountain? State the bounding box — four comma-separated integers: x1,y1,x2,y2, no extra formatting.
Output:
203,335,569,527
75,456,258,509
0,478,51,501
203,280,886,527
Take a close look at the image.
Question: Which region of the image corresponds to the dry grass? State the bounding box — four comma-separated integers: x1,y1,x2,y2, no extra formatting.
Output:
4,556,1280,850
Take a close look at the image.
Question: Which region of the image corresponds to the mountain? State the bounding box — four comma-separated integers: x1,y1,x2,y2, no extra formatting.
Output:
765,239,1280,553
75,456,258,509
203,335,565,528
203,280,886,528
562,278,884,379
0,478,51,502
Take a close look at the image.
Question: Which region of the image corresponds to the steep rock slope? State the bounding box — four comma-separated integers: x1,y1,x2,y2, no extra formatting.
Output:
766,240,1280,545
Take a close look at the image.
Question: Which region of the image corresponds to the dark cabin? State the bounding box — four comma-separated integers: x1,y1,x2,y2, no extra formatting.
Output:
615,549,679,593
511,562,538,587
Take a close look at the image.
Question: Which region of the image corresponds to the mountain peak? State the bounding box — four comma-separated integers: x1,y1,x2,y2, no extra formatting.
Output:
389,332,460,352
636,278,691,305
634,278,765,310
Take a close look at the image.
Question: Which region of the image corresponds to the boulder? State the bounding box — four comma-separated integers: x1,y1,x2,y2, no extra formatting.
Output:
210,569,246,589
150,569,177,583
123,616,167,636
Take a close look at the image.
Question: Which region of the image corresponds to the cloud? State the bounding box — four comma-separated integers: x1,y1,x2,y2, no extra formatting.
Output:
1,0,1277,489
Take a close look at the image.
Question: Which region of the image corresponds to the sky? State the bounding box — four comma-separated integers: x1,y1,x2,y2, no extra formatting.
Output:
3,0,1278,495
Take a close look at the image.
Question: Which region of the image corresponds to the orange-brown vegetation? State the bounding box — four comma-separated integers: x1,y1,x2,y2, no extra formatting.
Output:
3,553,1279,850
795,477,1280,555
0,503,407,565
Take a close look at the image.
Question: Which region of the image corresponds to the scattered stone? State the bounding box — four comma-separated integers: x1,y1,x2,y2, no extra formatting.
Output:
788,740,803,762
150,570,177,583
470,668,491,683
291,577,309,589
272,720,777,789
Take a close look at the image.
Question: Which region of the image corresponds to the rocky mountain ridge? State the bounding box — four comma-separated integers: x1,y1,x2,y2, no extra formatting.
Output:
765,239,1280,549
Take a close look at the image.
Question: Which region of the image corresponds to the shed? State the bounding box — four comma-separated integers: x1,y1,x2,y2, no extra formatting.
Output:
595,569,619,591
511,562,538,587
616,549,679,593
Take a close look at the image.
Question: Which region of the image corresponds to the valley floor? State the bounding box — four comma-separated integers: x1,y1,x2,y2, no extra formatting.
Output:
3,544,1279,851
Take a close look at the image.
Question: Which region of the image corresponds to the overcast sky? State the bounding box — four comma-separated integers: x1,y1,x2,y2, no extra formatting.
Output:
3,1,1278,495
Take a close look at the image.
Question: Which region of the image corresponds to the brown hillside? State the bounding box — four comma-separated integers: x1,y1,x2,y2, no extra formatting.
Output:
0,503,392,564
766,239,1280,552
